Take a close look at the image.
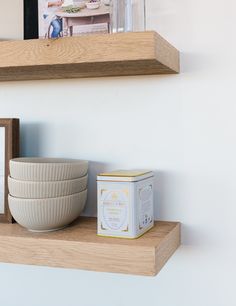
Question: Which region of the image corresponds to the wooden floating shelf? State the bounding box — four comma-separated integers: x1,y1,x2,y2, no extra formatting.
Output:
0,31,179,81
0,217,180,276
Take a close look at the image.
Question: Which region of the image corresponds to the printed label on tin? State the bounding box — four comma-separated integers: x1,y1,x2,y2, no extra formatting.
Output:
138,184,153,229
100,189,129,231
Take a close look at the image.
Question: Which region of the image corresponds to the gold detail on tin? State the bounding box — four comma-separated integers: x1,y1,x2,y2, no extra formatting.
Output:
100,189,107,196
101,222,107,231
122,226,129,232
139,218,153,230
99,170,152,177
111,192,118,200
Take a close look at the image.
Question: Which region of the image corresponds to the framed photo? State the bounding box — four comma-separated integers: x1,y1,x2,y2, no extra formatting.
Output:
24,0,112,40
0,119,20,223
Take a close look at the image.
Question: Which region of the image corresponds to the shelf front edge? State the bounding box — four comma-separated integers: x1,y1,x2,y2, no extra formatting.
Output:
0,31,179,81
155,222,181,275
0,235,156,276
0,219,181,276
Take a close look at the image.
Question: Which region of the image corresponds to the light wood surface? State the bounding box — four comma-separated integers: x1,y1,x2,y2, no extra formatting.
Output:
0,31,179,81
0,217,180,276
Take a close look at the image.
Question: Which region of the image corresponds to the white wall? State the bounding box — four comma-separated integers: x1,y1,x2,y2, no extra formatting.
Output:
0,0,235,305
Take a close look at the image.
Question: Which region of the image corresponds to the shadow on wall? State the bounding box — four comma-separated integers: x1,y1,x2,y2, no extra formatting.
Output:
153,170,192,246
153,170,169,220
180,52,215,74
20,122,108,218
82,161,110,217
20,122,46,157
156,171,199,246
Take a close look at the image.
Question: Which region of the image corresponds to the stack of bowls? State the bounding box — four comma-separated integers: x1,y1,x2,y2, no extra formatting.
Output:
8,158,88,232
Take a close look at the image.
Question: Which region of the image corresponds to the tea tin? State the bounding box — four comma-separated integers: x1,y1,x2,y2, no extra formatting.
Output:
97,170,154,238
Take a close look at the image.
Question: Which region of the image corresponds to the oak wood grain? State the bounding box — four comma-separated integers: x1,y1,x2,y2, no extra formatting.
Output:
0,217,180,276
0,32,179,81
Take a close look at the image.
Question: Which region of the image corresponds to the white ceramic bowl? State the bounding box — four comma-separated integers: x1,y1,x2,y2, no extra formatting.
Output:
8,174,88,199
9,190,87,232
86,1,101,9
10,158,88,181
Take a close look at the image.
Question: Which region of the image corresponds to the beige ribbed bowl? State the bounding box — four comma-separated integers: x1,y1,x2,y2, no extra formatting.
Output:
8,174,88,199
8,190,87,232
10,158,88,181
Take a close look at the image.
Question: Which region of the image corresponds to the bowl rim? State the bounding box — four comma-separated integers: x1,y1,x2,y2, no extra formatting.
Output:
10,157,88,165
8,174,88,184
8,189,87,202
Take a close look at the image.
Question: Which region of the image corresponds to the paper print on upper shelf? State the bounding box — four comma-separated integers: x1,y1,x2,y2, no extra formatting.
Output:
39,0,112,38
24,0,111,39
24,0,146,39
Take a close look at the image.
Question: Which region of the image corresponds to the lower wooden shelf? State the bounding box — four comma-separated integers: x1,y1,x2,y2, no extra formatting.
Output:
0,217,180,276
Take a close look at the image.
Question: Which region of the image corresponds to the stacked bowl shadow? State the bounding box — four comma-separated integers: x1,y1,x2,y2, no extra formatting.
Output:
8,158,88,232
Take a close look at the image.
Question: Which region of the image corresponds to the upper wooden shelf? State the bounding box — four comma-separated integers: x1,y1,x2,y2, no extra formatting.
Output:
0,31,179,81
0,217,180,276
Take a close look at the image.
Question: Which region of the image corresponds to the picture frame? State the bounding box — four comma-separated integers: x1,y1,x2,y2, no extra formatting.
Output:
24,0,112,40
0,119,20,223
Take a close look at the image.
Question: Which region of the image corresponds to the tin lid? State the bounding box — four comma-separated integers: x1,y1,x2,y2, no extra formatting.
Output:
97,170,154,182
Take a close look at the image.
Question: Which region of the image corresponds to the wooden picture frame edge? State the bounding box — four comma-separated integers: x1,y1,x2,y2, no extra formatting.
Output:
0,119,20,223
